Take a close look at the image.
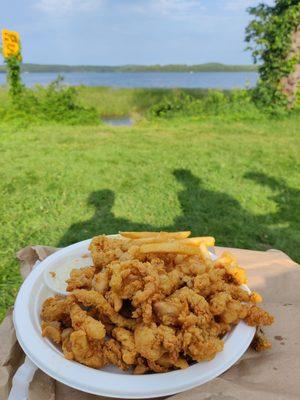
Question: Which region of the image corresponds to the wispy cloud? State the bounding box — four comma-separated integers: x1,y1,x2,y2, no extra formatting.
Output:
131,0,206,21
224,0,274,12
36,0,104,14
155,0,205,15
2,0,258,64
224,0,255,11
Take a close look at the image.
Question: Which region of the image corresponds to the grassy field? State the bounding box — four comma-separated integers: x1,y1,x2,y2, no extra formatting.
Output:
0,105,299,320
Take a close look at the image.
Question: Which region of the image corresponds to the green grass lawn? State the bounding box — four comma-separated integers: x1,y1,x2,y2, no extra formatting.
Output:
0,111,300,321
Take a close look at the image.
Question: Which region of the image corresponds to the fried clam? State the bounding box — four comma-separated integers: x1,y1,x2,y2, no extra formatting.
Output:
182,326,224,362
70,330,106,369
41,295,73,323
41,320,62,344
72,289,136,330
66,266,96,291
112,327,137,365
134,323,182,363
69,303,106,340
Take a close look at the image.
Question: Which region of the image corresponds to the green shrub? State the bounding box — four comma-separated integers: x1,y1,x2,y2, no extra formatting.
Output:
203,90,227,114
149,89,265,121
149,93,194,118
0,76,100,125
246,1,300,112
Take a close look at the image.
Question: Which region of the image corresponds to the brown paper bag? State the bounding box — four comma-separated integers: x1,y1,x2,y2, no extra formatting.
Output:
0,245,299,400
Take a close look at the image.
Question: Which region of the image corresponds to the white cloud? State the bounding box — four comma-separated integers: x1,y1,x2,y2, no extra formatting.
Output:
36,0,104,14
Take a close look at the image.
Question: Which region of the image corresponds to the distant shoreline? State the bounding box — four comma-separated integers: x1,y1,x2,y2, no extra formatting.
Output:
0,63,257,73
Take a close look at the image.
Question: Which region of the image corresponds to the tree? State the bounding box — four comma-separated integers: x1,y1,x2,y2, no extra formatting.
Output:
246,0,300,112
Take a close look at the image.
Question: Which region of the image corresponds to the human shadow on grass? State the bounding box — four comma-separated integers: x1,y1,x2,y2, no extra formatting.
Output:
244,172,300,230
243,171,300,258
58,169,299,261
57,189,154,246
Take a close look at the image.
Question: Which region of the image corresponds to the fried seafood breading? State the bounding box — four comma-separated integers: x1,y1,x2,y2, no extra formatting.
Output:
92,269,110,293
251,328,272,352
41,320,62,343
69,330,106,369
245,305,274,326
41,295,73,322
182,326,224,362
89,235,133,269
214,252,247,285
41,232,274,374
112,327,137,365
61,328,74,360
72,289,136,329
104,338,129,370
209,292,248,324
70,303,106,340
134,323,181,362
66,266,96,291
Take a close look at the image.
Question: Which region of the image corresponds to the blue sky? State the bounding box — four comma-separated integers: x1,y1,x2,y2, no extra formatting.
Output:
0,0,273,65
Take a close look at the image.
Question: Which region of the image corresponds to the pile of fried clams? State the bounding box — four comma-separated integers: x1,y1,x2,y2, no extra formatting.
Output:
41,232,274,374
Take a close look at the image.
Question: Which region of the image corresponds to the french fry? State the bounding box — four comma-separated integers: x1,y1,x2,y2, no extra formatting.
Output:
178,237,215,247
120,231,191,239
139,241,202,255
128,237,177,245
125,235,215,247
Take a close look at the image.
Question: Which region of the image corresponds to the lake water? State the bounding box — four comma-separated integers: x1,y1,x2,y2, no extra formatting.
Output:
102,117,133,126
0,71,258,89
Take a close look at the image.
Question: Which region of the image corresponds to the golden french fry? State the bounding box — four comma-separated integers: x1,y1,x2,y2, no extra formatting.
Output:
139,242,202,255
178,237,215,247
126,235,215,247
120,231,191,239
128,237,175,245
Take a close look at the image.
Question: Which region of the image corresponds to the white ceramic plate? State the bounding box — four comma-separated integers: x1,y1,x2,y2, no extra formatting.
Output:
14,236,255,399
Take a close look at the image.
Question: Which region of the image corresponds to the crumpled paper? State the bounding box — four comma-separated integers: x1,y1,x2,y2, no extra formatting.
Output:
0,245,299,400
